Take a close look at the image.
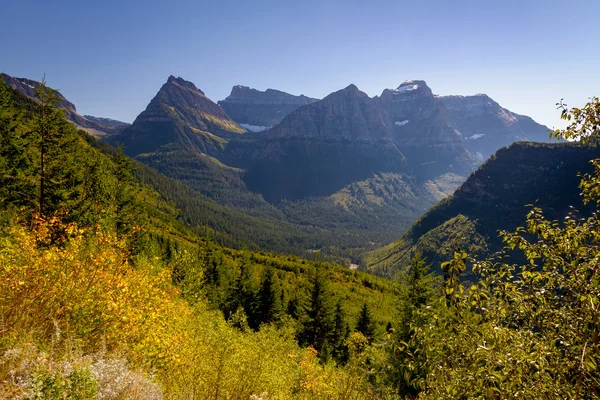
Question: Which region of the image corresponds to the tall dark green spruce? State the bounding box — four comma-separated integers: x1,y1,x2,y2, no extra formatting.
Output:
355,303,376,342
300,273,335,360
331,300,350,363
33,78,79,218
254,268,283,328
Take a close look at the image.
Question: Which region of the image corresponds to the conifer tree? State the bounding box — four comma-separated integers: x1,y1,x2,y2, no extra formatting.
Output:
34,77,71,216
255,268,282,327
356,303,375,342
331,300,350,363
223,261,255,322
301,273,334,356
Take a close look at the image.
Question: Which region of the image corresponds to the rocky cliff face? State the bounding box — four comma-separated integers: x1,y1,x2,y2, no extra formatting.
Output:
1,73,127,137
379,80,461,147
218,85,318,128
377,80,472,179
441,94,551,161
108,76,244,157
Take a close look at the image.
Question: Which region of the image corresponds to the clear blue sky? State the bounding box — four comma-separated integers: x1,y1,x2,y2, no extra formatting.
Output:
2,0,599,128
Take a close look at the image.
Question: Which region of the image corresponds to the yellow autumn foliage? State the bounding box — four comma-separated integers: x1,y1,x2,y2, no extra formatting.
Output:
0,218,388,399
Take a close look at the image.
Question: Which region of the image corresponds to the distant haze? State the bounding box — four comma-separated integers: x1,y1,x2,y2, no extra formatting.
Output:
2,0,599,129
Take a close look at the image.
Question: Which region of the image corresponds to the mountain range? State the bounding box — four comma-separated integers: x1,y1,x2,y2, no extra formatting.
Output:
2,72,555,264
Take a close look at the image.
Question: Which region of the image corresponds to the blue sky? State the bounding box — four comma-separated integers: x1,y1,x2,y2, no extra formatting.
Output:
2,0,599,128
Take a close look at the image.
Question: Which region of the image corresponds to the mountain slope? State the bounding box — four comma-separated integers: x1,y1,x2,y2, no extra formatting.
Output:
363,141,600,278
235,85,408,201
218,85,319,128
442,94,551,161
1,73,127,137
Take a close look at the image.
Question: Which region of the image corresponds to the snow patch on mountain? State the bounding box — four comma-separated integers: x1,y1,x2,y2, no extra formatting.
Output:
395,83,419,93
469,134,485,140
395,120,410,127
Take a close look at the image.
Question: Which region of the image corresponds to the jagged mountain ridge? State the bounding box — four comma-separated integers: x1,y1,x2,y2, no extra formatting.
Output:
363,141,599,278
218,85,319,128
1,73,128,137
441,94,551,160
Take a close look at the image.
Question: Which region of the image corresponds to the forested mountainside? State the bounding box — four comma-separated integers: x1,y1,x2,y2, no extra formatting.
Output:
1,73,129,137
3,72,551,264
364,141,600,278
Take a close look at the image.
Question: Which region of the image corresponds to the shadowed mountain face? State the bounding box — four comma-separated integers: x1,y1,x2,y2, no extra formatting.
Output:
234,85,407,201
218,85,319,128
364,142,599,278
233,82,474,201
1,73,129,137
441,94,551,161
377,80,472,180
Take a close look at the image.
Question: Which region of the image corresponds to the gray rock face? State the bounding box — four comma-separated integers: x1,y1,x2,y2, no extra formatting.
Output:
441,94,551,160
218,85,319,127
379,80,461,147
1,73,127,137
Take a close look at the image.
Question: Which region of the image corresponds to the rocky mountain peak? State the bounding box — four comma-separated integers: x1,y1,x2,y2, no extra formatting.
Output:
165,75,204,95
323,84,369,102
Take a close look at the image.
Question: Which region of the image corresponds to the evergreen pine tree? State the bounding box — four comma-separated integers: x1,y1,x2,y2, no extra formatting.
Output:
255,268,282,327
356,303,376,342
301,273,334,357
34,77,78,217
331,300,350,363
0,81,36,212
224,261,255,322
